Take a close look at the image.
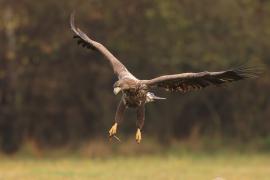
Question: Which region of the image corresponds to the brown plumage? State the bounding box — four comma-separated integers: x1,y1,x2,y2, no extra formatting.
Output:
141,67,259,93
70,13,260,143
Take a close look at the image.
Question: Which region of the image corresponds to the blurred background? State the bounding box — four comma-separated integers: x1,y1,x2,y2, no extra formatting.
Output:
0,0,269,157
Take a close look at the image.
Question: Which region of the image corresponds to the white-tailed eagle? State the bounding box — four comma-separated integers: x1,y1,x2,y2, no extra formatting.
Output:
70,13,260,143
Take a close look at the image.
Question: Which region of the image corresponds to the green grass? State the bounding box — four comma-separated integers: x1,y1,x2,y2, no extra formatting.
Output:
0,153,270,180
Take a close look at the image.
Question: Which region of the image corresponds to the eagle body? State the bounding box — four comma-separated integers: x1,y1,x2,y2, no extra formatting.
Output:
122,88,147,108
70,13,260,143
115,78,149,108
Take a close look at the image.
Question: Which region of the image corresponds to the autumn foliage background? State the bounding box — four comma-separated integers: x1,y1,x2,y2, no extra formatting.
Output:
0,0,269,154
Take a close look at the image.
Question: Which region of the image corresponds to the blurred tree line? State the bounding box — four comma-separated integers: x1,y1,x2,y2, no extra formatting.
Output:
0,0,269,153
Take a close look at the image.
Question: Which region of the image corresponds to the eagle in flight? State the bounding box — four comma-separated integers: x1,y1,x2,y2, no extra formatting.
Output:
70,13,259,143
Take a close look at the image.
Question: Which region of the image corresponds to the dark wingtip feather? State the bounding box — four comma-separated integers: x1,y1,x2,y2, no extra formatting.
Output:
232,66,264,79
70,12,97,51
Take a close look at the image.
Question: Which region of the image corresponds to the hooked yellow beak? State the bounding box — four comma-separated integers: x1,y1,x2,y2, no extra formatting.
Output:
113,87,121,95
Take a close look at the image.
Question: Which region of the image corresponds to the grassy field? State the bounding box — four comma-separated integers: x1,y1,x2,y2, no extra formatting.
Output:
0,152,270,180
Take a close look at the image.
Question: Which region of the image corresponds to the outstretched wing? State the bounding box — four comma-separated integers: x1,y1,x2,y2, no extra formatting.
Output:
70,13,136,80
142,66,260,93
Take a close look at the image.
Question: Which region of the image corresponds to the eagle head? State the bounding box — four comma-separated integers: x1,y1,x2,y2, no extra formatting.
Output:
113,79,138,95
113,81,126,95
113,86,122,95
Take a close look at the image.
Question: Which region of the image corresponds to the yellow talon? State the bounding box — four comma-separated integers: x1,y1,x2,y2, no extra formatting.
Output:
135,129,142,144
109,123,118,137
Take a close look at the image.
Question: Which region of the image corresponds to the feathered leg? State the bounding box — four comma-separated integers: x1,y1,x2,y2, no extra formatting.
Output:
135,104,145,144
109,99,126,138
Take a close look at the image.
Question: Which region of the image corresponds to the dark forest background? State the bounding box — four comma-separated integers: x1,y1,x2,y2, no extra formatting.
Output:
0,0,269,154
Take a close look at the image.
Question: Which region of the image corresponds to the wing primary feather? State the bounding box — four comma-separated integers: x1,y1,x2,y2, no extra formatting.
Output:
70,12,137,80
143,65,262,93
